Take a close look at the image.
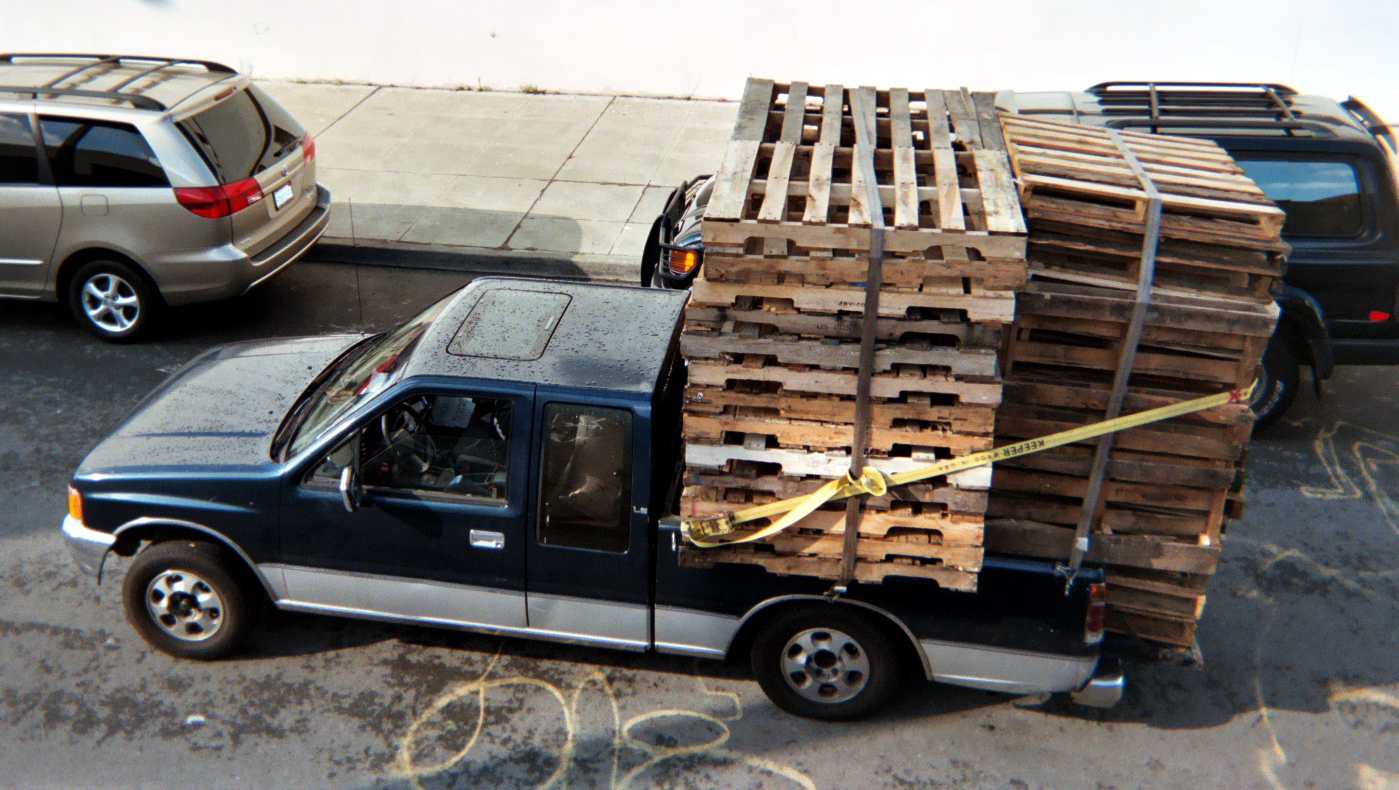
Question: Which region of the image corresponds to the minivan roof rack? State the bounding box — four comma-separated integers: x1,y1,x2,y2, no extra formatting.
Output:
0,54,237,111
1084,81,1333,137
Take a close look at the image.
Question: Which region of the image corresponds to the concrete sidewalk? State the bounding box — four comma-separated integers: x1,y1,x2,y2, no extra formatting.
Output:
260,81,738,279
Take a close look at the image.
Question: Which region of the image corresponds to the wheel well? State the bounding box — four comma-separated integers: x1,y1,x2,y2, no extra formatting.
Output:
112,525,269,603
726,599,929,679
56,249,165,308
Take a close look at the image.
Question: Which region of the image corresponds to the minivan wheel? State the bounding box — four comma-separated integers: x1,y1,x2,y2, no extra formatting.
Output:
68,260,156,341
122,542,251,660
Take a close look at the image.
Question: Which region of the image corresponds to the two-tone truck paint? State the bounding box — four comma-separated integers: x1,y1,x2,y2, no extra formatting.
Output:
62,277,1122,719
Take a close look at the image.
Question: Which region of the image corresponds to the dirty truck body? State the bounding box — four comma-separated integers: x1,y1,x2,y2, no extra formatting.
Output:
62,278,1118,717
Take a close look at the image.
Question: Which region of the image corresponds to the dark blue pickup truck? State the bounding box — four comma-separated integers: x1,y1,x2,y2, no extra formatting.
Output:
61,277,1121,719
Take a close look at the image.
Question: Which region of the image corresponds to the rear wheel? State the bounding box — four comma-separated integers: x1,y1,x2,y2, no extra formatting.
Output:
122,542,251,660
1251,335,1300,432
751,605,901,720
68,259,157,341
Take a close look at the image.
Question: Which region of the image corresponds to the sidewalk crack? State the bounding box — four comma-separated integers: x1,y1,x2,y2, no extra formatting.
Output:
317,85,382,137
500,95,616,251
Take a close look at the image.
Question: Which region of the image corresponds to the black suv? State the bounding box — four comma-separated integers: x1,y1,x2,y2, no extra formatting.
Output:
1002,82,1399,427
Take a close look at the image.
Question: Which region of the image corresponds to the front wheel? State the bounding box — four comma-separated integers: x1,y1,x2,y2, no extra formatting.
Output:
1250,335,1300,432
751,605,901,720
121,542,252,660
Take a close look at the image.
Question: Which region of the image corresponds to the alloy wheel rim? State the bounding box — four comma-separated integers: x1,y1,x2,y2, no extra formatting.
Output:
81,274,140,333
144,570,224,642
779,627,871,704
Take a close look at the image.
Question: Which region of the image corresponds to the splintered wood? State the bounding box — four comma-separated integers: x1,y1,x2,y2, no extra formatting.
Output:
679,79,1029,591
988,115,1283,647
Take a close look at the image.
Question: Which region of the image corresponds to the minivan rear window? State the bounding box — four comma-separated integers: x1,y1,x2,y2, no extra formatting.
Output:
177,84,305,184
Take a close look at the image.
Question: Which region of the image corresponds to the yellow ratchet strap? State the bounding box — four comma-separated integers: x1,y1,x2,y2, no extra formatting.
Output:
682,381,1255,548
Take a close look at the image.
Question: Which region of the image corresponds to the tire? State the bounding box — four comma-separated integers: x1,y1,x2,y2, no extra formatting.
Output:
750,605,901,720
67,259,157,341
121,541,252,660
1250,334,1300,432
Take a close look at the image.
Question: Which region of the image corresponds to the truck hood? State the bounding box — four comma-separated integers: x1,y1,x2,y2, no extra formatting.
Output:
77,334,365,476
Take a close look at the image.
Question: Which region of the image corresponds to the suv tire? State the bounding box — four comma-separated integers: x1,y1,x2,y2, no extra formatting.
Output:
751,604,901,720
1251,334,1300,432
68,259,157,341
122,541,251,660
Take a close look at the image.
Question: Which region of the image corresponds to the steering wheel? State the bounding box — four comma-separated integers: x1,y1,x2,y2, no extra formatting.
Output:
380,399,434,474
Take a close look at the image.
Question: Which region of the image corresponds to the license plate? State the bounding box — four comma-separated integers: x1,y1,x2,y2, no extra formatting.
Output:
272,184,294,209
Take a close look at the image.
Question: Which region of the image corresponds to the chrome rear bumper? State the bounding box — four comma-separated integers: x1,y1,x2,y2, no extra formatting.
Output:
1070,658,1125,708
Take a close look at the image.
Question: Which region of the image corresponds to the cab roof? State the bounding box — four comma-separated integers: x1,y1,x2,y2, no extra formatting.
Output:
403,277,690,396
0,53,242,112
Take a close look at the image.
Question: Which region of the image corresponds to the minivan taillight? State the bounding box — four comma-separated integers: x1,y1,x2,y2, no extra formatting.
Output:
301,135,316,163
174,177,264,219
1085,582,1107,644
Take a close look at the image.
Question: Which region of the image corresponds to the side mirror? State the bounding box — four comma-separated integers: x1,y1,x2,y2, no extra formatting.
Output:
339,465,363,513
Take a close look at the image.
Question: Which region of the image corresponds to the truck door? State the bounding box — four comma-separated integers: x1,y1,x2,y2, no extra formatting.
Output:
278,383,532,629
526,400,653,649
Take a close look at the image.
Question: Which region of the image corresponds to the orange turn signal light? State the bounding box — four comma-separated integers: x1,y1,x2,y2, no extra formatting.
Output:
68,486,83,522
667,249,699,275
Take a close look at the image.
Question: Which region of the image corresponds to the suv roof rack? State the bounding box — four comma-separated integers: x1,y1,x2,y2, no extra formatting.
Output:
1084,81,1334,137
0,54,237,111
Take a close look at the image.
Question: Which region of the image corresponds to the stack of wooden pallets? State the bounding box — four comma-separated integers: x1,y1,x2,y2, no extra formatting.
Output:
678,79,1028,591
986,114,1284,646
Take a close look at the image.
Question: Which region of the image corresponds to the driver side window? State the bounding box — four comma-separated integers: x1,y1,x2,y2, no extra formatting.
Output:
310,393,513,502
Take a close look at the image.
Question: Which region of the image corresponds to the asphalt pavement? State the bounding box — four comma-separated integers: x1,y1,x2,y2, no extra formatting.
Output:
2,259,1399,789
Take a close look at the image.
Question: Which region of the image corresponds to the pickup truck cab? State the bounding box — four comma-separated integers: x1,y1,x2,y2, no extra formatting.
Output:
61,277,1121,719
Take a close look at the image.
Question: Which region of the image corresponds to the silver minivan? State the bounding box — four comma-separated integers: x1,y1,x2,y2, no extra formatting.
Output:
0,54,330,340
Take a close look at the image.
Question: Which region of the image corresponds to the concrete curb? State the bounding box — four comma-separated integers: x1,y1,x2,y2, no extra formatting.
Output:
306,237,638,284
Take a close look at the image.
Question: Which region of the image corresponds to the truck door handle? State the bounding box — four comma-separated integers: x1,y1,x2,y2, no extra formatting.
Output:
470,530,505,550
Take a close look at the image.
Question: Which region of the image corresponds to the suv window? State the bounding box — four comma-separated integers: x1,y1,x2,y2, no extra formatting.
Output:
38,118,168,188
0,113,38,185
177,84,305,183
538,403,632,553
1236,158,1364,237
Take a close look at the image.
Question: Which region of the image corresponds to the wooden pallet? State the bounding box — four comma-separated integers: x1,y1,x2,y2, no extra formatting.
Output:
701,249,1029,291
683,306,1004,351
688,279,1017,324
983,519,1220,576
680,333,999,377
684,441,994,490
683,414,994,456
1000,114,1286,301
686,357,1002,404
704,80,1027,251
685,385,997,434
684,468,990,514
679,545,981,591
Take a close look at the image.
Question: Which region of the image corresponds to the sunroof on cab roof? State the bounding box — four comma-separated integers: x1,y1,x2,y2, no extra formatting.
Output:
448,288,570,361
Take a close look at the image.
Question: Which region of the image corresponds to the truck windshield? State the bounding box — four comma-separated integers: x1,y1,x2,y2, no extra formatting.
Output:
282,295,452,459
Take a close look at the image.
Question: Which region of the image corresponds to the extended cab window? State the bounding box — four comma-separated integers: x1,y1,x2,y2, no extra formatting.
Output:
38,117,168,188
0,113,38,184
1236,158,1363,237
538,404,632,553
